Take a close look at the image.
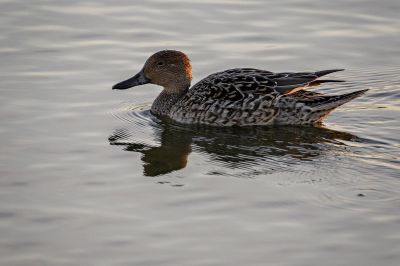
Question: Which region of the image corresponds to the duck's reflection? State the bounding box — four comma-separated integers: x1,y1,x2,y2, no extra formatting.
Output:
109,120,360,177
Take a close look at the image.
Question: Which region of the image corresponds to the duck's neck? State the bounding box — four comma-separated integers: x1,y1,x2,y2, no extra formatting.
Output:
151,88,188,116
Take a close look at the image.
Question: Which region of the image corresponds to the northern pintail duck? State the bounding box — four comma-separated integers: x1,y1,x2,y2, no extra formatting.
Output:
113,50,367,126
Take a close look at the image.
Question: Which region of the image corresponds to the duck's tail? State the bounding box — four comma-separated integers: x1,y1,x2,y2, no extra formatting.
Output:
304,89,368,110
302,89,368,123
275,89,368,125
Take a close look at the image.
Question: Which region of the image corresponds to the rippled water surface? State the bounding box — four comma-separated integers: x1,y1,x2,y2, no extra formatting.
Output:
1,0,400,265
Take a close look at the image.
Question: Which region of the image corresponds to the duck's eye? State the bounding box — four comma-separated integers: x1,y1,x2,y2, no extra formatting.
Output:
157,62,164,66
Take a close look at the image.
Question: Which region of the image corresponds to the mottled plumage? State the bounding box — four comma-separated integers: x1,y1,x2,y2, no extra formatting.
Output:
113,50,367,126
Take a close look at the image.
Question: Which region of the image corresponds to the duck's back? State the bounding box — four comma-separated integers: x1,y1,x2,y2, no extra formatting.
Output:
169,68,283,126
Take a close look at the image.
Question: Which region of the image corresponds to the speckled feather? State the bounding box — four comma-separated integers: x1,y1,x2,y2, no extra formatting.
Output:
169,68,366,126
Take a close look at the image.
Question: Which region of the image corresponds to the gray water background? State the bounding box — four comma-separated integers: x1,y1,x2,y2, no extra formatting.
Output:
0,0,399,265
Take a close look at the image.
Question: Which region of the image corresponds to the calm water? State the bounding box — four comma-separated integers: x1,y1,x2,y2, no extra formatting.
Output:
1,0,400,265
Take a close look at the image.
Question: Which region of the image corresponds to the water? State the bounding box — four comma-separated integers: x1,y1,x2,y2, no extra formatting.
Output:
1,0,399,265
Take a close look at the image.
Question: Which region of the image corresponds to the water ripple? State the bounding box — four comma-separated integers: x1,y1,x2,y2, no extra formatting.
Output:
108,102,368,179
317,178,400,212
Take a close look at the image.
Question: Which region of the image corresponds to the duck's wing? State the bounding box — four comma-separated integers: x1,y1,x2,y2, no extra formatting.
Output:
272,69,344,94
188,68,344,100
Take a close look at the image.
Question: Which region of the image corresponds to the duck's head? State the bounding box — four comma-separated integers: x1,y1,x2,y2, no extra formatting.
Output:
112,50,192,93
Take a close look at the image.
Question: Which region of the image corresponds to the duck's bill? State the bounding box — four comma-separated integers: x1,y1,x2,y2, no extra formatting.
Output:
112,69,149,90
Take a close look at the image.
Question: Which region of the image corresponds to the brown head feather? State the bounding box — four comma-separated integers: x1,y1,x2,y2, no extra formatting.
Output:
143,50,192,93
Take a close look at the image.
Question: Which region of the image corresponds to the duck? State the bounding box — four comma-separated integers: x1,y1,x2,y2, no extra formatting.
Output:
112,50,367,126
